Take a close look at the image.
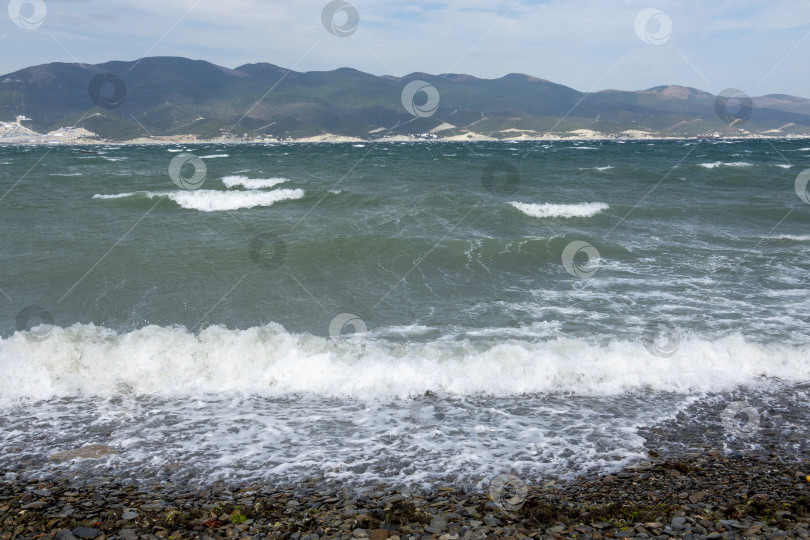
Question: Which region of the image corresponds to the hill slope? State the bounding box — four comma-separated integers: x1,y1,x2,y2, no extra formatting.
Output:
1,57,809,140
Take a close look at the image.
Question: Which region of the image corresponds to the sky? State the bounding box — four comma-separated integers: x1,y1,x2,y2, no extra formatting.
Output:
3,0,810,97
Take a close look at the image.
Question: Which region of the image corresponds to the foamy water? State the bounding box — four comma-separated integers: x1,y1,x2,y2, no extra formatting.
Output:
698,161,752,168
93,188,304,211
221,175,289,189
509,202,609,218
2,324,809,404
4,323,804,489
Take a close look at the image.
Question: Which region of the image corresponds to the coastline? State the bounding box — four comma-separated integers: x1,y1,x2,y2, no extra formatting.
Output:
3,451,808,539
3,128,810,147
4,395,809,540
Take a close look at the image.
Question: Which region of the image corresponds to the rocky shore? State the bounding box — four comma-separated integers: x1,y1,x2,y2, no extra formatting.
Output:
2,450,808,540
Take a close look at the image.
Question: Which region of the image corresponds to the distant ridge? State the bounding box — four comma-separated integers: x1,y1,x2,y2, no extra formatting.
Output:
1,56,809,141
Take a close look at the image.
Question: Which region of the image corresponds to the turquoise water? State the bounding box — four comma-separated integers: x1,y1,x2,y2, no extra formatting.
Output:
0,139,808,488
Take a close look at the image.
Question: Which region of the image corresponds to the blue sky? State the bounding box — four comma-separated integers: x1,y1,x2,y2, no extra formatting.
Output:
3,0,810,97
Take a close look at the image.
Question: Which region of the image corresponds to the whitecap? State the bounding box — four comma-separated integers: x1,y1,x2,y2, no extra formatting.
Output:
510,202,609,219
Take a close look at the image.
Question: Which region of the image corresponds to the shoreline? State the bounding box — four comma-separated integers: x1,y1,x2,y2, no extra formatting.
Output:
2,451,808,539
4,392,809,539
3,133,810,147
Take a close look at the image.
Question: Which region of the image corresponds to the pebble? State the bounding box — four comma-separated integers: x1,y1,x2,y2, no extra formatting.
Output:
0,452,807,540
71,527,102,539
671,516,687,528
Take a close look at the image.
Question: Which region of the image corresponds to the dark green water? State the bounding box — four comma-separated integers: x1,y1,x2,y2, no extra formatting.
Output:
0,139,808,488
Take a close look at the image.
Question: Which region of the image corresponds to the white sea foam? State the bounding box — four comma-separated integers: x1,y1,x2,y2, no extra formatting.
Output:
93,189,304,211
221,175,288,189
510,202,609,219
1,324,805,405
198,154,229,159
698,161,752,169
773,163,793,169
757,234,810,241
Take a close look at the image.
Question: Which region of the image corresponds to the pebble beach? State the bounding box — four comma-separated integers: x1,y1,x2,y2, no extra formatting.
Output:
4,403,809,540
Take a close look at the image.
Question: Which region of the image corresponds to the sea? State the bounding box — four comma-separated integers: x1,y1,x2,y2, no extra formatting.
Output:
1,139,808,491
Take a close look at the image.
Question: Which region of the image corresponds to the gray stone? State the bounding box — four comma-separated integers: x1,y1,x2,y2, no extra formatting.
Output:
55,530,78,540
352,529,369,538
119,530,138,540
33,489,52,497
671,517,687,529
71,527,102,539
58,506,76,518
121,511,138,521
429,516,447,531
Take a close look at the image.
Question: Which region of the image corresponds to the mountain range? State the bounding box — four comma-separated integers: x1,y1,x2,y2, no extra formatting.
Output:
1,56,809,141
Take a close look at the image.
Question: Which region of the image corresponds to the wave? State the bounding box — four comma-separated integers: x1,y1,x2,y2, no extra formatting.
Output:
773,164,793,169
510,202,609,218
93,189,304,211
757,234,810,242
698,161,752,169
221,175,288,190
1,324,808,405
198,154,229,159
